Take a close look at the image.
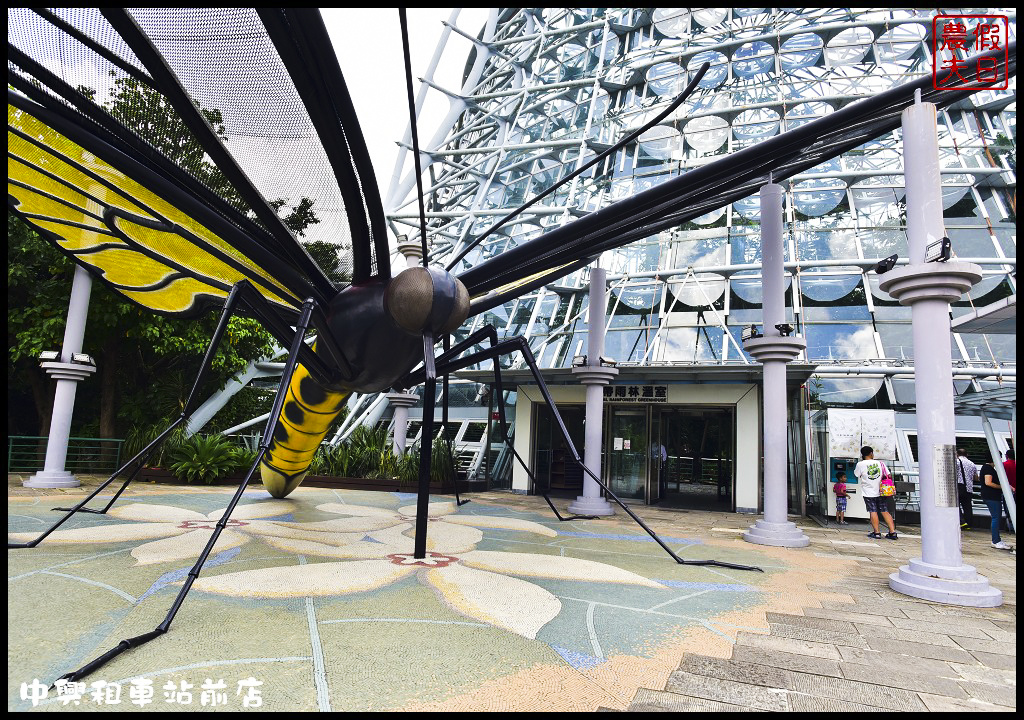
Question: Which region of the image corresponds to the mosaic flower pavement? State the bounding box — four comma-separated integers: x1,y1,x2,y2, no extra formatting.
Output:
8,485,856,711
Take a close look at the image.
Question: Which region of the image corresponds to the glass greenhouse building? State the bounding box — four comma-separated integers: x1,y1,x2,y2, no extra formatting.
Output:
368,8,1016,517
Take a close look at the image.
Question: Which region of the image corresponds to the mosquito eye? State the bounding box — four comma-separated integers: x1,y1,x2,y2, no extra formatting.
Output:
385,267,469,335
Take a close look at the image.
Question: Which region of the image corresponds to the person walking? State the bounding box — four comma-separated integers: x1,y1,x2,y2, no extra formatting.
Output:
956,448,978,529
979,456,1011,550
855,446,897,540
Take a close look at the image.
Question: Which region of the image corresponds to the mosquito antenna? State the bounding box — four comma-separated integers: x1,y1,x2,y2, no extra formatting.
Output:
399,8,430,267
444,61,712,271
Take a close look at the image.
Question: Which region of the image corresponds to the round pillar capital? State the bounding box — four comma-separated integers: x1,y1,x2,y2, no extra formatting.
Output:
385,392,419,408
742,336,805,363
878,262,982,305
571,366,619,385
40,361,97,382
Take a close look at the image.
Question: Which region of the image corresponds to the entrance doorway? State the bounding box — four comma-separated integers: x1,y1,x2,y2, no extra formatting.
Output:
533,403,585,496
607,408,647,501
656,407,735,510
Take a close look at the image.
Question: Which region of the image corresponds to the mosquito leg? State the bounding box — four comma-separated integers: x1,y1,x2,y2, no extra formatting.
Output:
17,283,247,544
430,326,598,521
413,332,437,559
422,335,763,571
51,298,317,685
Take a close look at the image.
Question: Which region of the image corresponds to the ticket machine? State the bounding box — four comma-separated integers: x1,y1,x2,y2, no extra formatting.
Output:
821,409,897,521
826,457,864,519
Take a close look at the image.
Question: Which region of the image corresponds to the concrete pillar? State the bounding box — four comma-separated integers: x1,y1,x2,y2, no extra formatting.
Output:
742,182,809,547
568,265,616,516
387,392,419,455
26,265,96,488
879,95,1000,606
397,236,424,269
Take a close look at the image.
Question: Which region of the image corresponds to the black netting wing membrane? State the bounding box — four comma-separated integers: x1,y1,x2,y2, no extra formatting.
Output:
459,43,1016,315
8,8,389,320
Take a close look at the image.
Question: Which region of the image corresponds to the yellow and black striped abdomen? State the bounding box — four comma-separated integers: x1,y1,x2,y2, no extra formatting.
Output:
260,349,349,498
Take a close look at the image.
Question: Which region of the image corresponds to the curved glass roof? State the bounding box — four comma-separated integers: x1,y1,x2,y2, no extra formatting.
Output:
387,8,1017,407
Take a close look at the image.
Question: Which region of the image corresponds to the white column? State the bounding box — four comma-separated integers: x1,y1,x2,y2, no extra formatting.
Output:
743,182,809,547
386,393,419,455
26,265,96,488
568,265,615,516
396,236,424,269
880,96,1000,606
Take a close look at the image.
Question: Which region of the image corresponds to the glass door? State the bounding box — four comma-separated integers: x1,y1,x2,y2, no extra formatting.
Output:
607,408,647,501
657,407,735,510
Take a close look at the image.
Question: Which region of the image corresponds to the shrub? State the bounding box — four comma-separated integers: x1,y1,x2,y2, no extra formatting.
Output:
169,434,239,484
429,436,456,486
122,421,188,469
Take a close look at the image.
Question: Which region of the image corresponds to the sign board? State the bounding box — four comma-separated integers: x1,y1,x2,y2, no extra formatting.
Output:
604,384,668,403
933,444,958,507
826,409,897,460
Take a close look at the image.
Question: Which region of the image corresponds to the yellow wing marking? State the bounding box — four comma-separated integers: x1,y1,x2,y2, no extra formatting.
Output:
119,276,224,315
68,246,178,288
8,131,154,219
7,179,108,232
9,106,299,306
27,220,125,252
112,215,296,308
473,262,576,302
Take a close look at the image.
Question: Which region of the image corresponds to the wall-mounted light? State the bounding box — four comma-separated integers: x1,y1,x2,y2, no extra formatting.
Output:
741,325,762,342
925,236,952,263
39,350,59,362
70,353,95,366
775,323,795,337
599,356,617,368
874,254,898,274
572,355,587,367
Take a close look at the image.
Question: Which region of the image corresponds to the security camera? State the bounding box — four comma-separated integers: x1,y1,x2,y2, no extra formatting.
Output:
874,254,898,274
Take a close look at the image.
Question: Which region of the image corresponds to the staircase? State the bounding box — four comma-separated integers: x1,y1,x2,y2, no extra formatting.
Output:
617,570,1017,712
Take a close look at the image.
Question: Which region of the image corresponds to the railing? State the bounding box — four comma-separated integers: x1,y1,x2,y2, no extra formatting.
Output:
8,436,124,474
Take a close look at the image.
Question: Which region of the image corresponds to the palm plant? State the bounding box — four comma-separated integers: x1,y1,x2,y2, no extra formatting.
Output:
168,434,239,484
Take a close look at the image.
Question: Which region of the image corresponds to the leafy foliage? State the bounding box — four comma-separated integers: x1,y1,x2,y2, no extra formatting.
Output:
306,424,420,485
429,436,457,486
169,434,240,484
122,422,189,470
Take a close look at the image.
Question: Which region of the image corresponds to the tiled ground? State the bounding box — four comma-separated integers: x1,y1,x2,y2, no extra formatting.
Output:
7,476,1016,712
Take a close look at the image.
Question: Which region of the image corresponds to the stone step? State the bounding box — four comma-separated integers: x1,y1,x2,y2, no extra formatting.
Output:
664,670,790,711
786,672,928,711
837,660,969,697
729,645,842,678
734,630,843,660
833,645,959,677
677,653,794,690
625,688,762,713
764,611,857,633
766,621,869,647
801,606,895,627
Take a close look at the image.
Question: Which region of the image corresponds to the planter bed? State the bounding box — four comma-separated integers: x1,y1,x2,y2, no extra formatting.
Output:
139,467,484,495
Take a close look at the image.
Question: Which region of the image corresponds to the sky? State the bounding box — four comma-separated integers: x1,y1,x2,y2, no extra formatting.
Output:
321,8,491,205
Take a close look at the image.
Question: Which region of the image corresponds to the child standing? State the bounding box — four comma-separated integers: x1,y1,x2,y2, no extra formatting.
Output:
834,471,849,525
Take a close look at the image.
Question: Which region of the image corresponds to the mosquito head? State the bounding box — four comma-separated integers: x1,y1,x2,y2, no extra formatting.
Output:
385,266,470,336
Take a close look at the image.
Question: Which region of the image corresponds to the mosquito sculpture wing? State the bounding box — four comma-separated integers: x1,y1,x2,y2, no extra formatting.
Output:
456,42,1017,314
8,8,403,498
7,8,389,320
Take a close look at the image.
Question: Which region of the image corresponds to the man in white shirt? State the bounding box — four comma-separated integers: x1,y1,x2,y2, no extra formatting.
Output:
854,445,897,540
956,448,978,529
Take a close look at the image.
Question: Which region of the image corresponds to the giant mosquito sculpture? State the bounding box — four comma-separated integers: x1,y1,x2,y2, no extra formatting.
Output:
8,8,1013,684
